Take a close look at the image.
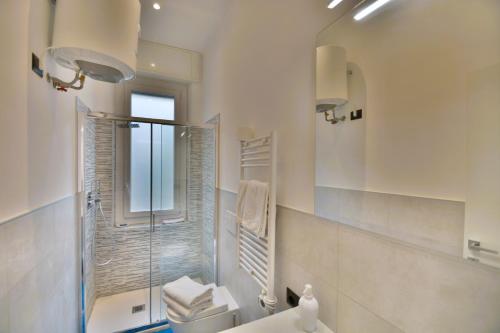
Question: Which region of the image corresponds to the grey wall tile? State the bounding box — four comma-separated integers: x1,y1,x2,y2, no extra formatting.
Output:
338,226,500,333
218,190,339,329
0,196,79,333
276,254,339,330
0,225,8,332
220,188,500,332
217,197,267,324
337,293,403,333
0,222,9,300
316,186,465,256
277,207,339,290
0,294,9,333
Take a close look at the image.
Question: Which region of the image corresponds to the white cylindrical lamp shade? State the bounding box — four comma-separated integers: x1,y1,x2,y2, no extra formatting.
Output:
49,0,141,83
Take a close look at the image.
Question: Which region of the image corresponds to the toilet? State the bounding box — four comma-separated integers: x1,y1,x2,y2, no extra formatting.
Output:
166,284,240,333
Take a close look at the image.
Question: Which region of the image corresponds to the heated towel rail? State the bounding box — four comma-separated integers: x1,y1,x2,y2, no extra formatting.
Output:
237,131,278,314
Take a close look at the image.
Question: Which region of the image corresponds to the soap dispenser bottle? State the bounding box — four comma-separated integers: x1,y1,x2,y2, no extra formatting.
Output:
299,284,319,333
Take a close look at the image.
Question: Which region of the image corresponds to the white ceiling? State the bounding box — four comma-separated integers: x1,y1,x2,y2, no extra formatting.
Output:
139,0,231,52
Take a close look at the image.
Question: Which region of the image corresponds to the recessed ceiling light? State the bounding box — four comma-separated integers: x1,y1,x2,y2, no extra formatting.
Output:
150,63,156,68
327,0,344,9
153,2,161,10
354,0,392,21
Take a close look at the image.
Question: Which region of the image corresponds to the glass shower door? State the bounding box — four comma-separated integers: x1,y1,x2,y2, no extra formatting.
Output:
152,124,217,323
151,123,189,323
83,115,217,332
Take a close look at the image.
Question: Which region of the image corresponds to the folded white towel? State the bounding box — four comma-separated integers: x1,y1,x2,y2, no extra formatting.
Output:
162,276,214,308
236,180,269,237
165,284,229,323
162,294,212,320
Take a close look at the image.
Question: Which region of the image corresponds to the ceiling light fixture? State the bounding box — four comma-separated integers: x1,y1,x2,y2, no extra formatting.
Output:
354,0,391,21
327,0,344,9
153,2,160,10
150,63,156,68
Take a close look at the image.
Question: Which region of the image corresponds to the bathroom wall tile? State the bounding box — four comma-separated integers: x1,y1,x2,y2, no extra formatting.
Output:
31,278,78,333
275,254,338,331
4,214,36,291
218,190,339,329
8,268,42,331
276,207,339,290
387,194,464,255
337,293,403,333
0,225,8,332
338,226,500,333
316,186,465,256
217,190,267,324
0,294,9,333
5,202,58,292
276,207,338,287
221,188,500,331
0,223,8,300
0,196,79,333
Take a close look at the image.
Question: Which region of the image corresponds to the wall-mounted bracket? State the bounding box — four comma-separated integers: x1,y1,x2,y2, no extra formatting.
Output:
317,104,346,125
47,70,86,92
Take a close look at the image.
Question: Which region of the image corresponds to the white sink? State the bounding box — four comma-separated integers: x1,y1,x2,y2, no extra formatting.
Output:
220,307,334,333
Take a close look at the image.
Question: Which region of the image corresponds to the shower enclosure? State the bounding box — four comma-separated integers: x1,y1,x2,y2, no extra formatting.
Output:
79,108,216,333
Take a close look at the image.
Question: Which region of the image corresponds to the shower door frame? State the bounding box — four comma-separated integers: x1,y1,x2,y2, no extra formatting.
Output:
77,108,219,333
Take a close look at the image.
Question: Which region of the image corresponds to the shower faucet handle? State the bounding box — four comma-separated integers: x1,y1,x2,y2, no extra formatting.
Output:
87,192,94,209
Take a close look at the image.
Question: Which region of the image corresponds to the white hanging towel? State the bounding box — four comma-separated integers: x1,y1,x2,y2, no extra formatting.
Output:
236,180,269,237
162,276,214,308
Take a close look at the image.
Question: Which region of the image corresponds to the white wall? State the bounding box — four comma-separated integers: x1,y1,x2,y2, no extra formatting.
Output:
0,0,205,224
0,0,116,223
137,39,202,83
316,0,500,201
464,63,500,267
196,0,358,213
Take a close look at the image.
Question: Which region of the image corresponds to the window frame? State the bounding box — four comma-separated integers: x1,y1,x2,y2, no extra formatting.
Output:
121,77,188,221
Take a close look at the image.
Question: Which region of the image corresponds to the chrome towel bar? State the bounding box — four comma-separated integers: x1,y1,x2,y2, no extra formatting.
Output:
468,239,498,255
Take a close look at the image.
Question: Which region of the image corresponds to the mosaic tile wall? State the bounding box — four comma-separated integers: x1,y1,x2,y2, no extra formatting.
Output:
88,121,216,299
83,118,97,322
201,128,216,283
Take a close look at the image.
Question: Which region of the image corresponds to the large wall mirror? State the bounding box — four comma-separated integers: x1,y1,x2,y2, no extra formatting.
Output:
315,0,500,268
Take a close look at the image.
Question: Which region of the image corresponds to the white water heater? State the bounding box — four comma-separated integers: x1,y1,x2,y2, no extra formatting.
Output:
49,0,141,83
316,45,348,107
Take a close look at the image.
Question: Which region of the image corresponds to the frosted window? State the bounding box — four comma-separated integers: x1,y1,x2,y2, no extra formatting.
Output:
130,93,175,213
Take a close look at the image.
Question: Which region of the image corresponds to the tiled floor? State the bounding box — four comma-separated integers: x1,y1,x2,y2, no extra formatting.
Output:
87,285,166,333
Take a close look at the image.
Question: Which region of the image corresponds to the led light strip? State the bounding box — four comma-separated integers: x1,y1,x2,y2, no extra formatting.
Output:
328,0,344,9
354,0,392,21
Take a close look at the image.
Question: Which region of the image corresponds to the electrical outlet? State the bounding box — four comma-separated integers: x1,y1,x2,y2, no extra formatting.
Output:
286,287,300,307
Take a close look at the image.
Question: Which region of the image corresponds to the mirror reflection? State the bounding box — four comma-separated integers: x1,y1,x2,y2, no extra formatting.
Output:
315,0,500,267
